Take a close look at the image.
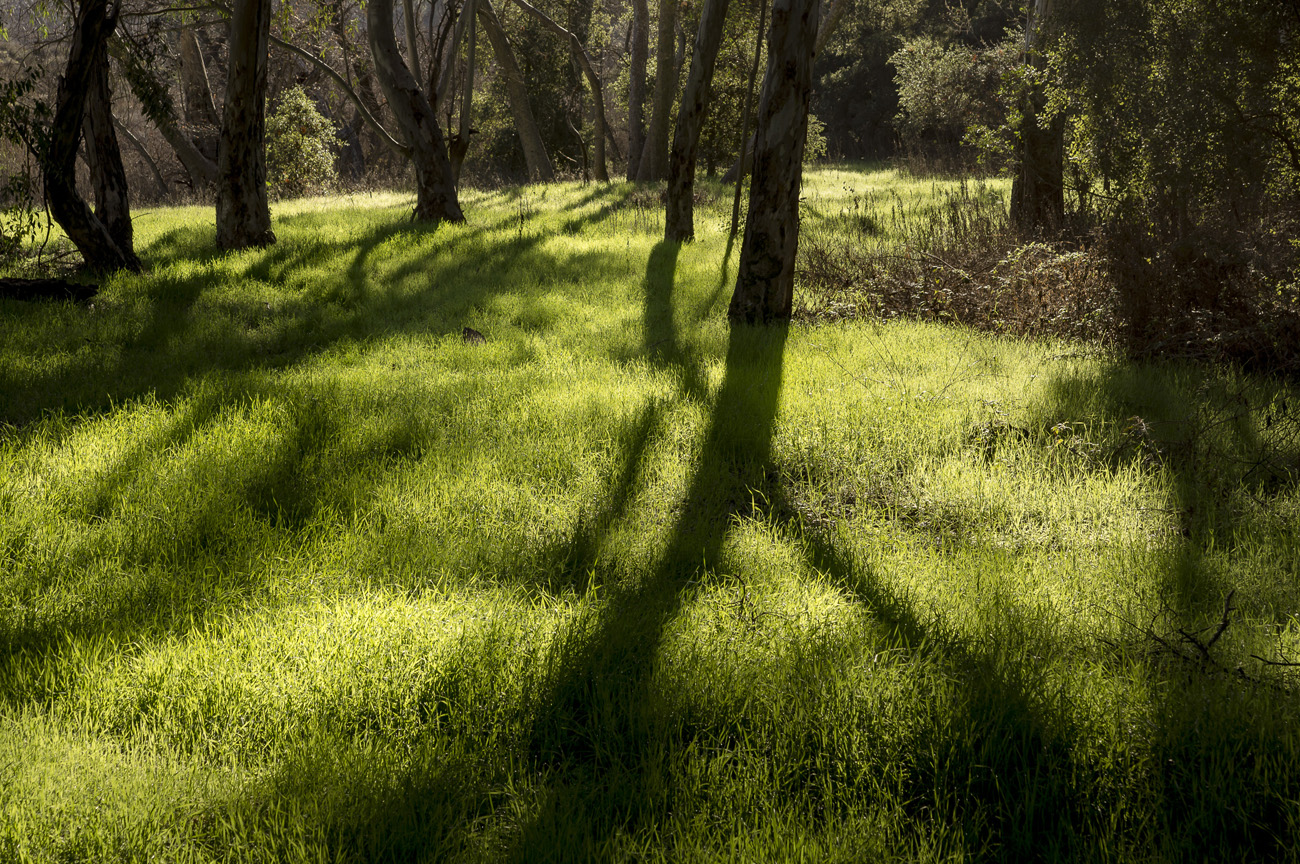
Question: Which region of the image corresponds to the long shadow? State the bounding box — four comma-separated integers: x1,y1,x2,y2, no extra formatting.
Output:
506,319,790,858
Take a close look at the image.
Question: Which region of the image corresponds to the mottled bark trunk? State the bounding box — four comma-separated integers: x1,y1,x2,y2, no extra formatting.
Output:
368,0,464,222
1010,0,1063,234
627,0,648,180
216,0,275,249
82,41,135,258
665,0,730,241
508,0,609,181
636,0,679,180
45,0,140,272
730,0,820,324
179,28,220,162
478,0,555,181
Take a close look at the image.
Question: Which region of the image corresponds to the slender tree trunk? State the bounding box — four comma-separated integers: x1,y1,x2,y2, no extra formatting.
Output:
450,0,477,183
478,0,555,181
216,0,275,249
368,0,465,222
636,0,679,180
45,0,140,272
179,28,220,162
665,0,730,241
403,0,423,76
113,114,170,199
508,0,610,180
729,0,766,236
730,0,820,324
82,42,135,258
1010,0,1063,234
627,0,648,180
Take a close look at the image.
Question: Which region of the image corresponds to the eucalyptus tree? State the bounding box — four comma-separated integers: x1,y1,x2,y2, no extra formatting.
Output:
626,0,648,179
44,0,141,271
730,0,820,323
636,0,679,180
664,0,730,241
367,0,464,221
216,0,275,249
477,0,555,181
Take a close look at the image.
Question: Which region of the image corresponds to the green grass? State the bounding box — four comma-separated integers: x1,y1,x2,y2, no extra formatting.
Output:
2,168,1299,862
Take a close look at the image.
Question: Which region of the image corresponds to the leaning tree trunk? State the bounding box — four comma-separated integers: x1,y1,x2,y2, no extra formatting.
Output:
636,0,679,181
478,0,555,182
1010,0,1063,234
367,0,464,222
508,0,609,180
449,0,477,182
45,0,140,272
665,0,730,242
729,0,820,324
216,0,275,249
82,34,136,260
627,0,649,180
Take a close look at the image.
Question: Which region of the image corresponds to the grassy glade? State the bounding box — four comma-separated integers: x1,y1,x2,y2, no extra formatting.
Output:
1,169,1299,862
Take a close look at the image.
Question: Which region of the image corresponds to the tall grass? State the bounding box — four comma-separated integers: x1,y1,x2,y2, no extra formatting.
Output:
1,171,1298,861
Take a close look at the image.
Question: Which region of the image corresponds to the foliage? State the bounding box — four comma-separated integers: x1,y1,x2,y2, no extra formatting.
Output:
0,68,49,266
266,85,338,199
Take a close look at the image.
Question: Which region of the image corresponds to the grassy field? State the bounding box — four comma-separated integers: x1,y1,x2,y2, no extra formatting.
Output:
2,168,1299,862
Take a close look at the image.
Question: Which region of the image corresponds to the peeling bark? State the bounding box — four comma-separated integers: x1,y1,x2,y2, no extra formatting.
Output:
665,0,730,241
216,0,275,250
730,0,820,324
82,41,135,258
478,0,555,181
368,0,464,222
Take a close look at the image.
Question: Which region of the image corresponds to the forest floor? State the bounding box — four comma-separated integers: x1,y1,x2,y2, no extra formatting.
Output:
2,168,1300,862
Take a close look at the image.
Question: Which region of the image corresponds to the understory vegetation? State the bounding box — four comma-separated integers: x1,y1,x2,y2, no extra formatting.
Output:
2,169,1300,861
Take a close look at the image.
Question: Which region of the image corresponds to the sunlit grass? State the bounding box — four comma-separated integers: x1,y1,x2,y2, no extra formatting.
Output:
1,168,1298,861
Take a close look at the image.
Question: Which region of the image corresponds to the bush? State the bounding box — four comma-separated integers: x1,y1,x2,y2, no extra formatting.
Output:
266,86,337,199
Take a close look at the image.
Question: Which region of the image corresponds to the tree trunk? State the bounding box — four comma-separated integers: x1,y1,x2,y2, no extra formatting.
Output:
368,0,465,222
402,0,422,77
729,0,766,236
508,0,610,181
478,0,555,181
82,40,135,259
665,0,730,241
627,0,648,180
450,0,477,183
179,28,220,162
729,0,820,324
636,0,679,180
45,0,140,272
216,0,275,250
1010,0,1063,234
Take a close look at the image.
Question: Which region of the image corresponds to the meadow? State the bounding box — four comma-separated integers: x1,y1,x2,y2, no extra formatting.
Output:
2,167,1299,862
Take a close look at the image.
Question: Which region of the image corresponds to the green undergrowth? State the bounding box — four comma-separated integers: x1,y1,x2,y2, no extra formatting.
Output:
2,171,1299,862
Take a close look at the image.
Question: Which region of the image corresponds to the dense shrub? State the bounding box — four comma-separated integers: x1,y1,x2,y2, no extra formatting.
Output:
266,86,337,199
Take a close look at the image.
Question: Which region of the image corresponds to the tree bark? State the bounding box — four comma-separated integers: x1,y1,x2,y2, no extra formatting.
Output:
45,0,140,272
665,0,730,241
216,0,275,250
627,0,648,180
1010,0,1064,234
478,0,555,181
729,0,820,324
402,0,423,77
636,0,679,180
368,0,465,222
508,0,609,180
82,39,135,259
